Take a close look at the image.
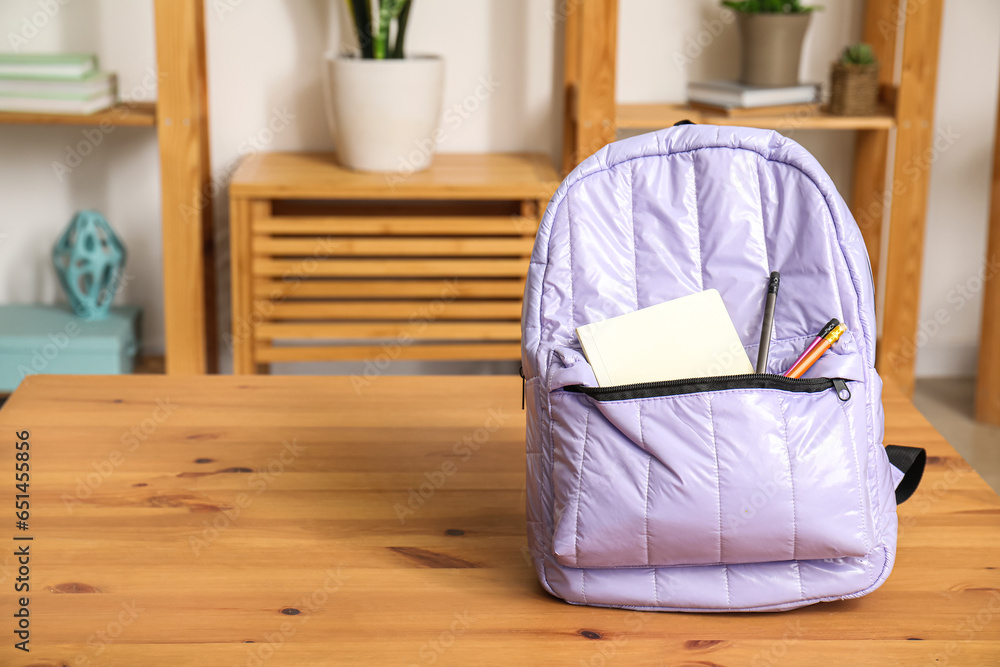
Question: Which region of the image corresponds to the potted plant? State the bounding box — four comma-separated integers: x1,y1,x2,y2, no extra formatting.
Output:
828,43,879,116
723,0,822,87
323,0,444,173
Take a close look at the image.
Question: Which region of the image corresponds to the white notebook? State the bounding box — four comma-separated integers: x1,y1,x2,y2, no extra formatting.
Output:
576,289,754,387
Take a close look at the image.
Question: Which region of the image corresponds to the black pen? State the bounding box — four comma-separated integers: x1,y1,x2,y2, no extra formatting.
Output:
755,271,780,374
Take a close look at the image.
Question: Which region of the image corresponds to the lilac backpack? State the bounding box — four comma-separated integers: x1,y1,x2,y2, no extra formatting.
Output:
521,125,925,612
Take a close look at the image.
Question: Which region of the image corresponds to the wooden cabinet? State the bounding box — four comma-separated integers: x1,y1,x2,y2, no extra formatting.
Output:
228,152,559,373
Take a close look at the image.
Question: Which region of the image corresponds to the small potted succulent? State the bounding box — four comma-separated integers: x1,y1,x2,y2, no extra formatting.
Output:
323,0,444,173
828,43,879,116
723,0,822,87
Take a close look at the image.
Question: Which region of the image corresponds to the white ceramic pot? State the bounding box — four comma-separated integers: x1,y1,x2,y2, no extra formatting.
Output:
323,54,445,173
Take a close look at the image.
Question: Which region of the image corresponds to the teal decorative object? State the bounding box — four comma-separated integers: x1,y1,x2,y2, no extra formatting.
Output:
52,210,127,320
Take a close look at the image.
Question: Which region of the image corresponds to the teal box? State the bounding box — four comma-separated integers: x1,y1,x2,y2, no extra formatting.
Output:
0,304,142,391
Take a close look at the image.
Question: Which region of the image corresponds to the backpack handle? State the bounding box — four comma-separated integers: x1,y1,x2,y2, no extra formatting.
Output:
885,445,926,504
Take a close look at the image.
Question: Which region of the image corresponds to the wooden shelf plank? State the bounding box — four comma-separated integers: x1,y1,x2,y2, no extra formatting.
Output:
230,152,561,200
254,278,526,300
254,215,536,236
253,236,536,257
262,300,523,321
255,342,521,362
0,101,156,127
616,103,896,131
254,321,522,341
253,257,530,279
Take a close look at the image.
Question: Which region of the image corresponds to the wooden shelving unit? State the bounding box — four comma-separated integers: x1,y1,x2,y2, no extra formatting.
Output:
0,101,157,127
0,1,216,376
563,0,943,397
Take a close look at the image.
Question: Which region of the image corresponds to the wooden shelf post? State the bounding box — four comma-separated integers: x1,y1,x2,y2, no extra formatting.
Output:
561,0,618,174
975,69,1000,425
849,0,900,294
876,0,944,396
154,0,217,374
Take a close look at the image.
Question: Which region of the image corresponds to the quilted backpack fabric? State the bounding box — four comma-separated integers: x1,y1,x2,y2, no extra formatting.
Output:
521,125,908,612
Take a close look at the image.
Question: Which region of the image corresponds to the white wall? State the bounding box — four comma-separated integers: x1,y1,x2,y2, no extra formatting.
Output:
916,0,1000,376
0,0,996,377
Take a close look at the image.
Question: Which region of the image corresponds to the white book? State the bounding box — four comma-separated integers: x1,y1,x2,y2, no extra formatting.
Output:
0,71,116,98
687,80,820,109
0,53,96,80
576,289,754,387
0,93,115,114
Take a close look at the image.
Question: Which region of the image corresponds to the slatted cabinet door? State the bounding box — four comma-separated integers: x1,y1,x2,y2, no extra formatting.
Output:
229,152,558,373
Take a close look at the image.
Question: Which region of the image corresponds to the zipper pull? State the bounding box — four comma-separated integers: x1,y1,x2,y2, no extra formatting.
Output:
519,365,526,410
832,378,851,402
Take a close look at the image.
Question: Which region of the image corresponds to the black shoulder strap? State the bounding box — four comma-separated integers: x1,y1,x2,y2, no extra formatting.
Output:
885,445,926,505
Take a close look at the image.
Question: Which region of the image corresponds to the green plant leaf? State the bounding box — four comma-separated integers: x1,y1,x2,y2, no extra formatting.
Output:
841,42,876,65
346,0,374,58
391,0,412,59
374,0,408,59
722,0,821,13
374,0,387,59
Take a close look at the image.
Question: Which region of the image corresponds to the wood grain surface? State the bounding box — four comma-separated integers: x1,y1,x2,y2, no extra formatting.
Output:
228,153,557,372
975,64,1000,425
229,152,559,201
0,102,157,127
154,0,217,375
616,103,896,131
875,0,945,397
0,375,997,666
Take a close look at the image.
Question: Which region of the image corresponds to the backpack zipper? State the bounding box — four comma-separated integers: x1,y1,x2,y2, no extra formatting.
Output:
564,373,852,402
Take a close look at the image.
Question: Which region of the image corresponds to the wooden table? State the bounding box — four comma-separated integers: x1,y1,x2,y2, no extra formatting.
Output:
228,152,560,374
1,376,998,666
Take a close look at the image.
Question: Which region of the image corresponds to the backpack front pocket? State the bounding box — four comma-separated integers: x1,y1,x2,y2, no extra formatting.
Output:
549,375,871,569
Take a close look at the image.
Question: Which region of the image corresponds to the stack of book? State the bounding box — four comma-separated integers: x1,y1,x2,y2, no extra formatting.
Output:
0,53,117,115
686,80,821,117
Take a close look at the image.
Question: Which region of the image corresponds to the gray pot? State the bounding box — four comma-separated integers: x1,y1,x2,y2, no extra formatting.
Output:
736,12,812,87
